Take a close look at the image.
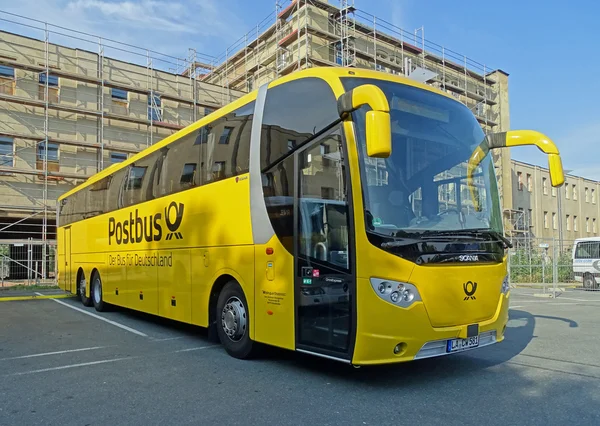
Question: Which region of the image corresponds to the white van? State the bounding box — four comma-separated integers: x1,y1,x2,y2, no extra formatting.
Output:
572,237,600,290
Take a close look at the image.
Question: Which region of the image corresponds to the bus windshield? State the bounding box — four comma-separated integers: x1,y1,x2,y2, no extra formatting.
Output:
342,77,503,244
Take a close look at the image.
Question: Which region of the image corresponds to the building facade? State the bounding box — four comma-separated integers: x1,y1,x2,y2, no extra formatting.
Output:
510,160,600,243
0,30,243,244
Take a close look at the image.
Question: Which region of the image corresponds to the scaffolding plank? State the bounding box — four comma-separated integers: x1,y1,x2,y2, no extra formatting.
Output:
0,131,142,154
0,166,90,180
0,58,227,111
0,93,185,130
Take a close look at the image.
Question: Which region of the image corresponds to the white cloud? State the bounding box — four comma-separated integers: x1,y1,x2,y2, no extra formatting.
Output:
0,0,243,67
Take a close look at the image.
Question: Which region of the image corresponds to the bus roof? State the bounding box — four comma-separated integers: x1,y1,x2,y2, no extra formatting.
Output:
57,66,455,202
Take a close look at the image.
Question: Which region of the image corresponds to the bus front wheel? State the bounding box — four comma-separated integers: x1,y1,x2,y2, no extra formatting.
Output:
215,281,257,359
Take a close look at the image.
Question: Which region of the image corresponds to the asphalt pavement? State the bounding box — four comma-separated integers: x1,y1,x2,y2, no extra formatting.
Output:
1,288,599,426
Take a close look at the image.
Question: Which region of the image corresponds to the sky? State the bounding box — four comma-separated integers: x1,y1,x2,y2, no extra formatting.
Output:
0,0,597,180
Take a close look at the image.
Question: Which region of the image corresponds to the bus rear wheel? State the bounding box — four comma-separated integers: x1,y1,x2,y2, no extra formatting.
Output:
91,271,108,312
583,273,597,291
215,281,258,359
78,271,93,307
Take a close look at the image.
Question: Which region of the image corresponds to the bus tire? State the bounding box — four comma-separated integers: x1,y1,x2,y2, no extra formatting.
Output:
583,273,596,291
78,270,93,307
91,271,108,312
215,280,257,359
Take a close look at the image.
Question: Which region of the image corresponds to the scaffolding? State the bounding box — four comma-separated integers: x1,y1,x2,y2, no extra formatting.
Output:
201,0,502,133
0,10,243,281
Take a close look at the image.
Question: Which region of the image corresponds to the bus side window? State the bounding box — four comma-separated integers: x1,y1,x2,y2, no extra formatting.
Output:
203,101,254,185
158,130,199,196
107,169,126,211
88,176,111,218
260,77,338,171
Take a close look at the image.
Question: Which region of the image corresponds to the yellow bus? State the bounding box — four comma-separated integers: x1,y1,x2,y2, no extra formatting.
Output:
56,67,564,365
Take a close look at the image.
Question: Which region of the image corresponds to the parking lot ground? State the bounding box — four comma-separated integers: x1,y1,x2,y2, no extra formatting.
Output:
1,288,599,426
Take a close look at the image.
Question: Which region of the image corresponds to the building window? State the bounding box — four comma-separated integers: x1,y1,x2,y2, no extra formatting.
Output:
111,88,128,100
573,185,577,200
125,166,146,190
0,136,14,167
552,212,557,230
586,217,590,233
219,127,234,144
574,216,578,232
527,173,532,192
565,183,569,199
37,141,59,162
585,187,589,202
517,171,523,191
594,218,597,234
205,107,215,117
38,73,59,103
593,188,597,204
0,65,14,78
110,152,127,163
543,177,548,195
544,211,548,229
39,73,59,86
567,214,571,231
552,186,556,197
180,163,197,185
0,66,15,96
528,208,533,228
148,94,162,121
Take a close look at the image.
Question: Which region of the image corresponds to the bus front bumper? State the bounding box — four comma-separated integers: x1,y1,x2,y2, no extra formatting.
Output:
351,278,510,366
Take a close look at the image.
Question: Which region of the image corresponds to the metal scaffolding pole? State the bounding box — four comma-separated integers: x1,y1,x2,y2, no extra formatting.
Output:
98,37,105,171
41,23,49,279
147,50,153,147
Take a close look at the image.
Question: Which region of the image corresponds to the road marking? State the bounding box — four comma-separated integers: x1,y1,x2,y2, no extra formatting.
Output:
0,294,74,302
0,346,105,362
509,305,524,308
552,296,600,302
174,345,219,353
46,297,148,337
5,357,132,377
151,336,184,342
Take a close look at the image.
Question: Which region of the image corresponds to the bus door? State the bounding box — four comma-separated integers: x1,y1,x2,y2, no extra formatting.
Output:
293,124,356,361
63,226,72,293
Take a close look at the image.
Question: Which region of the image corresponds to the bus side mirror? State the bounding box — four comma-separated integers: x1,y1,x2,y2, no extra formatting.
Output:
467,129,565,212
337,84,392,158
487,130,565,187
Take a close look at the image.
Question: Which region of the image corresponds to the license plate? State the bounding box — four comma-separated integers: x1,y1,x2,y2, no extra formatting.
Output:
446,335,479,353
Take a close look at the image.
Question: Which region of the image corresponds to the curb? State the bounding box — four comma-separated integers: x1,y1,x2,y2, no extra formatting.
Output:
0,294,75,302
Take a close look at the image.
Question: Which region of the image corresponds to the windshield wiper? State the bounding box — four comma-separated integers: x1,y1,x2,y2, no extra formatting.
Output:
419,229,512,249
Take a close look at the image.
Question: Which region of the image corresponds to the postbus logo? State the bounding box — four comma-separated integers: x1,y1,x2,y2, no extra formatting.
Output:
463,281,477,301
108,201,184,245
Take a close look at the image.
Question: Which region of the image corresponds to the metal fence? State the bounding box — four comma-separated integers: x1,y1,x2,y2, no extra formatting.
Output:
507,237,599,291
0,240,56,287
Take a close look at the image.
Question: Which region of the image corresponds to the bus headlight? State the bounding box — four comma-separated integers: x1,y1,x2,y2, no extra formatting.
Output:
501,275,510,294
370,278,421,308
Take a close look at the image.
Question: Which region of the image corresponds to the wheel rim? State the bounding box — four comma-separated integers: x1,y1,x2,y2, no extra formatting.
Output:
93,278,101,304
221,296,247,342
